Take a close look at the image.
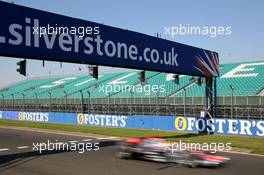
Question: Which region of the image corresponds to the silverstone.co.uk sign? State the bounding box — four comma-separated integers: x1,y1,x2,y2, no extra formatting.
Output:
0,1,219,77
1,111,264,137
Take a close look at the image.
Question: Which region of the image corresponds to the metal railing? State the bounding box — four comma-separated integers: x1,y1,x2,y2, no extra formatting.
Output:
0,96,263,119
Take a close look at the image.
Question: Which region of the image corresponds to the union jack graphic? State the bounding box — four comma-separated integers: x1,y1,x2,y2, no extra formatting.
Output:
194,50,220,77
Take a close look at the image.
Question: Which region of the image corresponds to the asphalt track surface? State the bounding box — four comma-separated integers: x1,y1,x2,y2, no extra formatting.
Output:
0,128,264,175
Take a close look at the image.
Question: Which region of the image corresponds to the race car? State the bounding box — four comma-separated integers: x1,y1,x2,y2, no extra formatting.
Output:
184,150,231,167
116,137,230,167
116,137,173,162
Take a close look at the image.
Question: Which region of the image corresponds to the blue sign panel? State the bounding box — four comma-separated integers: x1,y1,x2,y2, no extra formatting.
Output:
0,1,219,77
1,111,264,137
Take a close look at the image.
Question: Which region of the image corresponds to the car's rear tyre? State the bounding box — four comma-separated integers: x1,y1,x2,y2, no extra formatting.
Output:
184,160,198,168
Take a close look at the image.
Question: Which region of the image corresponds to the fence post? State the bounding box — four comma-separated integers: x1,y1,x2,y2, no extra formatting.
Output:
48,91,52,112
183,88,186,117
107,92,110,114
229,85,234,118
246,96,249,105
80,90,84,114
156,90,159,115
130,90,133,115
87,90,91,114
63,91,67,113
1,94,4,109
34,92,38,111
11,94,14,109
21,93,25,111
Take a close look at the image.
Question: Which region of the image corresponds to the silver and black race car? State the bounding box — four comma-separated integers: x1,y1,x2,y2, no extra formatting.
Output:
116,137,173,162
116,137,230,167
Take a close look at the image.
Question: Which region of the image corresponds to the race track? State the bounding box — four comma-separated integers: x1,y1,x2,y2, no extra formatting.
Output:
0,127,264,175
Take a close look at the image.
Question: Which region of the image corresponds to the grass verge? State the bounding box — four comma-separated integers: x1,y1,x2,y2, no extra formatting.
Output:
1,119,264,155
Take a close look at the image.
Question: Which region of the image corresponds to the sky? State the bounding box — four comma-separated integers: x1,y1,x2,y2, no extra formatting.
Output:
0,0,264,88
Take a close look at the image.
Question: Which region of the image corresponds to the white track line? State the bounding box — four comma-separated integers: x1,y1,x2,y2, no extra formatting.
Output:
96,137,109,140
0,148,9,151
106,137,119,140
97,137,119,140
17,146,29,149
68,140,78,143
82,139,92,142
